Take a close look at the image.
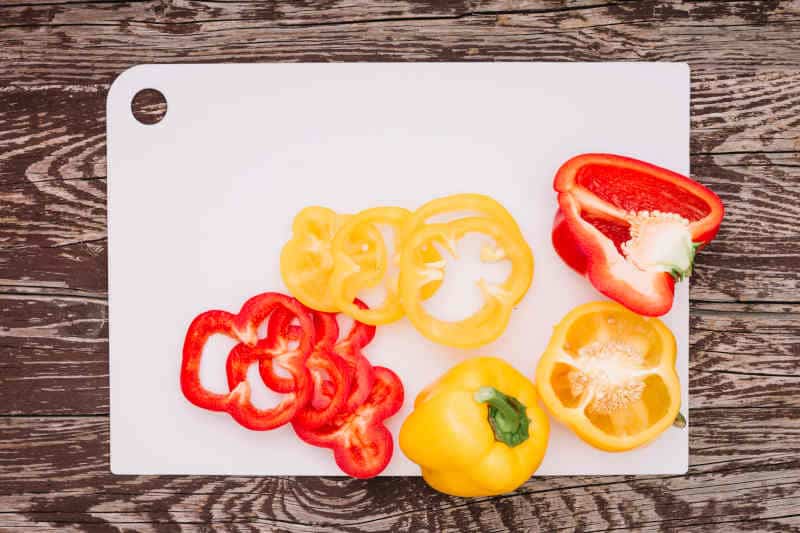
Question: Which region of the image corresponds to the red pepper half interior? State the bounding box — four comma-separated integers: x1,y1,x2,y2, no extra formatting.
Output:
576,164,713,221
575,163,715,254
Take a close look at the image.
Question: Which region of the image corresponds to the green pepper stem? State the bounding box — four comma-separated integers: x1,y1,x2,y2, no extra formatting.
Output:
474,386,531,448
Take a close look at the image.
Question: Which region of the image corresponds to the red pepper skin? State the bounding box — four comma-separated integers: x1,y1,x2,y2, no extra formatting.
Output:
283,312,353,430
296,348,351,429
292,366,404,479
270,299,377,412
225,339,312,430
180,293,314,430
261,308,340,393
331,300,376,412
553,153,724,316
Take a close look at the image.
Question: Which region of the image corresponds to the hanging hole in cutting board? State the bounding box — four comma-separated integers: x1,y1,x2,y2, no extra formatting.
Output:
131,88,167,125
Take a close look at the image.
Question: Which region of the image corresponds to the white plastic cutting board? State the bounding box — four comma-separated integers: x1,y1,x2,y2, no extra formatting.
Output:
108,63,689,476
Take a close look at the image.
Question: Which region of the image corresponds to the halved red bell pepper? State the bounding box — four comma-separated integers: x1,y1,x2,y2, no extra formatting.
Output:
552,153,724,316
180,292,315,430
292,366,404,479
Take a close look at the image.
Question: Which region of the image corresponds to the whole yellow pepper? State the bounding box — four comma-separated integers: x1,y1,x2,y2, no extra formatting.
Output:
399,357,549,497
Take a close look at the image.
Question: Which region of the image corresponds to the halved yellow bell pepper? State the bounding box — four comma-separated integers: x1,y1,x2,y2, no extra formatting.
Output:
280,206,384,312
398,216,533,348
536,301,681,452
400,357,549,497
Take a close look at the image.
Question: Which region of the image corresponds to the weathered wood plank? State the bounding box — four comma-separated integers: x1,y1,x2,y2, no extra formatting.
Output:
692,69,800,154
0,294,107,416
1,409,798,531
690,151,800,302
2,1,800,90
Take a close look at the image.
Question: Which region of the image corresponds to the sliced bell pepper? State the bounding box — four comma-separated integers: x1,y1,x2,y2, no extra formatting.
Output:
552,153,724,316
399,357,549,497
330,299,376,412
401,193,524,302
225,338,313,431
264,299,377,419
536,301,681,452
281,206,385,312
399,216,534,348
261,307,352,429
259,305,339,392
180,292,315,431
292,366,404,479
329,207,410,325
400,193,524,245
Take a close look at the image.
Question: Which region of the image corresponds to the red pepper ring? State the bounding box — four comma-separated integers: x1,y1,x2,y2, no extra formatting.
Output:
331,299,376,412
270,299,377,421
282,321,353,430
180,293,315,430
292,366,404,479
225,340,312,430
259,299,377,420
260,304,359,429
337,299,376,350
278,299,377,413
261,308,340,393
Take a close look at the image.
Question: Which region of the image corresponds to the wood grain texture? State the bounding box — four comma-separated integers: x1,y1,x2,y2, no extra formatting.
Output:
1,408,799,531
1,0,799,531
1,1,800,90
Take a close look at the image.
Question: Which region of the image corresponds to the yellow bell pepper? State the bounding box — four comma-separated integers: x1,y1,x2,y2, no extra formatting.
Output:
536,301,681,452
400,357,549,497
398,216,533,348
280,206,384,312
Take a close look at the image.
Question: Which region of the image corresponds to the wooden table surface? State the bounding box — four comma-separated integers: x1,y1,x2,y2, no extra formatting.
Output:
2,1,799,531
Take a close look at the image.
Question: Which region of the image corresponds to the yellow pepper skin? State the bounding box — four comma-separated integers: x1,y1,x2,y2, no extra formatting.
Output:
329,206,410,325
399,216,533,348
280,207,384,312
536,301,681,452
400,193,524,247
400,357,549,497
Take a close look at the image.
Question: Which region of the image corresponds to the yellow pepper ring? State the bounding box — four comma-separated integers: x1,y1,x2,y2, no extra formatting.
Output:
400,193,527,305
329,206,411,325
400,193,524,246
399,216,534,349
535,301,681,452
280,206,385,313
